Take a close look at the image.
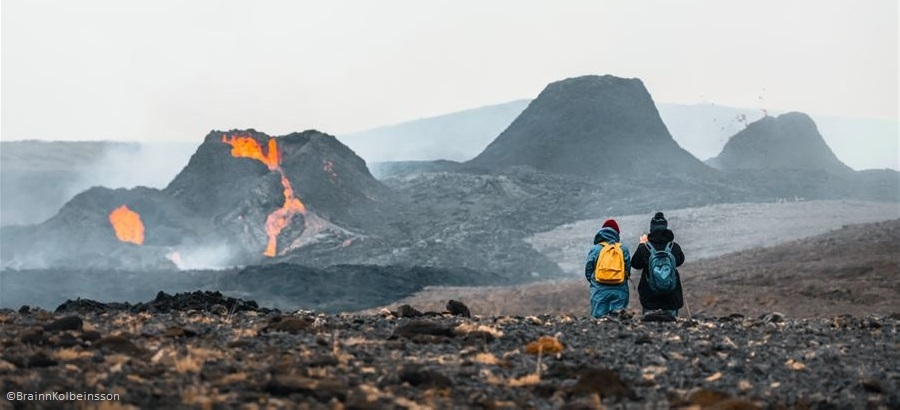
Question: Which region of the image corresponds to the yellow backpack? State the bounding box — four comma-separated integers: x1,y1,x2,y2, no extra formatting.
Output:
593,242,626,285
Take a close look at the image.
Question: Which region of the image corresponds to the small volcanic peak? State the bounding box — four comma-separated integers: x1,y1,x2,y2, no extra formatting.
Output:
468,75,710,177
52,186,199,248
0,186,203,270
706,112,853,173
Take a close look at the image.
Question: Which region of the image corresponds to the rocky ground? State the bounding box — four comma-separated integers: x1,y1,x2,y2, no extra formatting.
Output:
1,292,896,409
372,215,900,319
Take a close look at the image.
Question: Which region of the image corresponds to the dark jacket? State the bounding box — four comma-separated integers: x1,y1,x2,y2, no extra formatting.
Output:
630,229,685,310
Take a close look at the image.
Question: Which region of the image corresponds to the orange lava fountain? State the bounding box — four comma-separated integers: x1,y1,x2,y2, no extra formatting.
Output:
108,205,145,245
222,135,307,257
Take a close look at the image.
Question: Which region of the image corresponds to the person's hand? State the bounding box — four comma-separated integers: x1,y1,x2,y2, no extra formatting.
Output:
640,234,648,244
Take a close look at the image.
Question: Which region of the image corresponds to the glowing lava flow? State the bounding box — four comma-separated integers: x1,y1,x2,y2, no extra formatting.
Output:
222,135,307,257
108,205,145,245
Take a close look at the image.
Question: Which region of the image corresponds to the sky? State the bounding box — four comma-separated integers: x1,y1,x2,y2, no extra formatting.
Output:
1,0,897,142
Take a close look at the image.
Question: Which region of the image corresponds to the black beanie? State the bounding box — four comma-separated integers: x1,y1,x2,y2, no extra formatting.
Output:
650,212,668,232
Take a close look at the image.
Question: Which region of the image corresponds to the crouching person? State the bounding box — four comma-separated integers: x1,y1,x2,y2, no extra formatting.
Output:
631,212,685,320
585,219,631,318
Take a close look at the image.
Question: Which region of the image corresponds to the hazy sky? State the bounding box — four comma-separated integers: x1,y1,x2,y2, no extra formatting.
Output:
2,0,897,141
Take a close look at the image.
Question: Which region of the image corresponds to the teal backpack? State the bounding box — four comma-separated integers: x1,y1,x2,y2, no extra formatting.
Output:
645,242,677,295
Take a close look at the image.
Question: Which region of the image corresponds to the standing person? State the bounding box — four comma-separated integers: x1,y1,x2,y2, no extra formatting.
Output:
631,212,685,320
584,219,631,318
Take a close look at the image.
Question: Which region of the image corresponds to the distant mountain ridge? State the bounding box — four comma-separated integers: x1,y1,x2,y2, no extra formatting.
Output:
340,100,530,162
340,100,897,171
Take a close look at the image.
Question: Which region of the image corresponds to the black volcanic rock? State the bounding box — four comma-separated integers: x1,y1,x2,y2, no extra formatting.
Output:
226,263,511,313
468,75,711,177
706,112,853,173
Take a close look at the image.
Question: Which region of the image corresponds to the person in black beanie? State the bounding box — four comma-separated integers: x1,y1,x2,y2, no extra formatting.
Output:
630,212,686,319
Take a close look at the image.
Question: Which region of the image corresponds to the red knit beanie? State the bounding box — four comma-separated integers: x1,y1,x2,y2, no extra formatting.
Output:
602,219,620,234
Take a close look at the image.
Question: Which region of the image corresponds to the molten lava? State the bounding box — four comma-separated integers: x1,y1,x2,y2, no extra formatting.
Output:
222,134,307,257
222,135,280,169
109,205,145,245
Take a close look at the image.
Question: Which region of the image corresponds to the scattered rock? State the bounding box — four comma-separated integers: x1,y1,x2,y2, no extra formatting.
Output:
447,300,471,318
525,316,544,326
860,378,884,394
94,335,146,357
20,329,48,345
210,304,229,316
164,326,198,338
55,298,123,313
266,374,348,401
4,353,58,368
54,333,80,348
390,320,455,340
570,367,637,401
396,304,423,318
134,291,262,314
399,365,453,387
44,316,83,332
635,334,653,345
262,316,315,334
80,330,102,342
226,340,251,349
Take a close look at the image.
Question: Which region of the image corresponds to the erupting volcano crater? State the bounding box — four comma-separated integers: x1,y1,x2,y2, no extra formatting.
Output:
1,129,385,269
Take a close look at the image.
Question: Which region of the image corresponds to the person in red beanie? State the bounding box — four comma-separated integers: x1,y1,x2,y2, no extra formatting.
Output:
584,218,631,318
601,219,619,233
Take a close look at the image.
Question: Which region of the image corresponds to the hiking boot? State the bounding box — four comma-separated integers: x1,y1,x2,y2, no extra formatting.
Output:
642,310,676,322
596,314,619,324
611,309,634,321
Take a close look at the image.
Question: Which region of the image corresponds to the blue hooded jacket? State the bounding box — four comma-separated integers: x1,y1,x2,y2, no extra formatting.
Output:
584,227,631,317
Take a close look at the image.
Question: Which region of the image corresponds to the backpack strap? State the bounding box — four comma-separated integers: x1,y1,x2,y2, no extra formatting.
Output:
645,242,656,253
664,242,673,252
